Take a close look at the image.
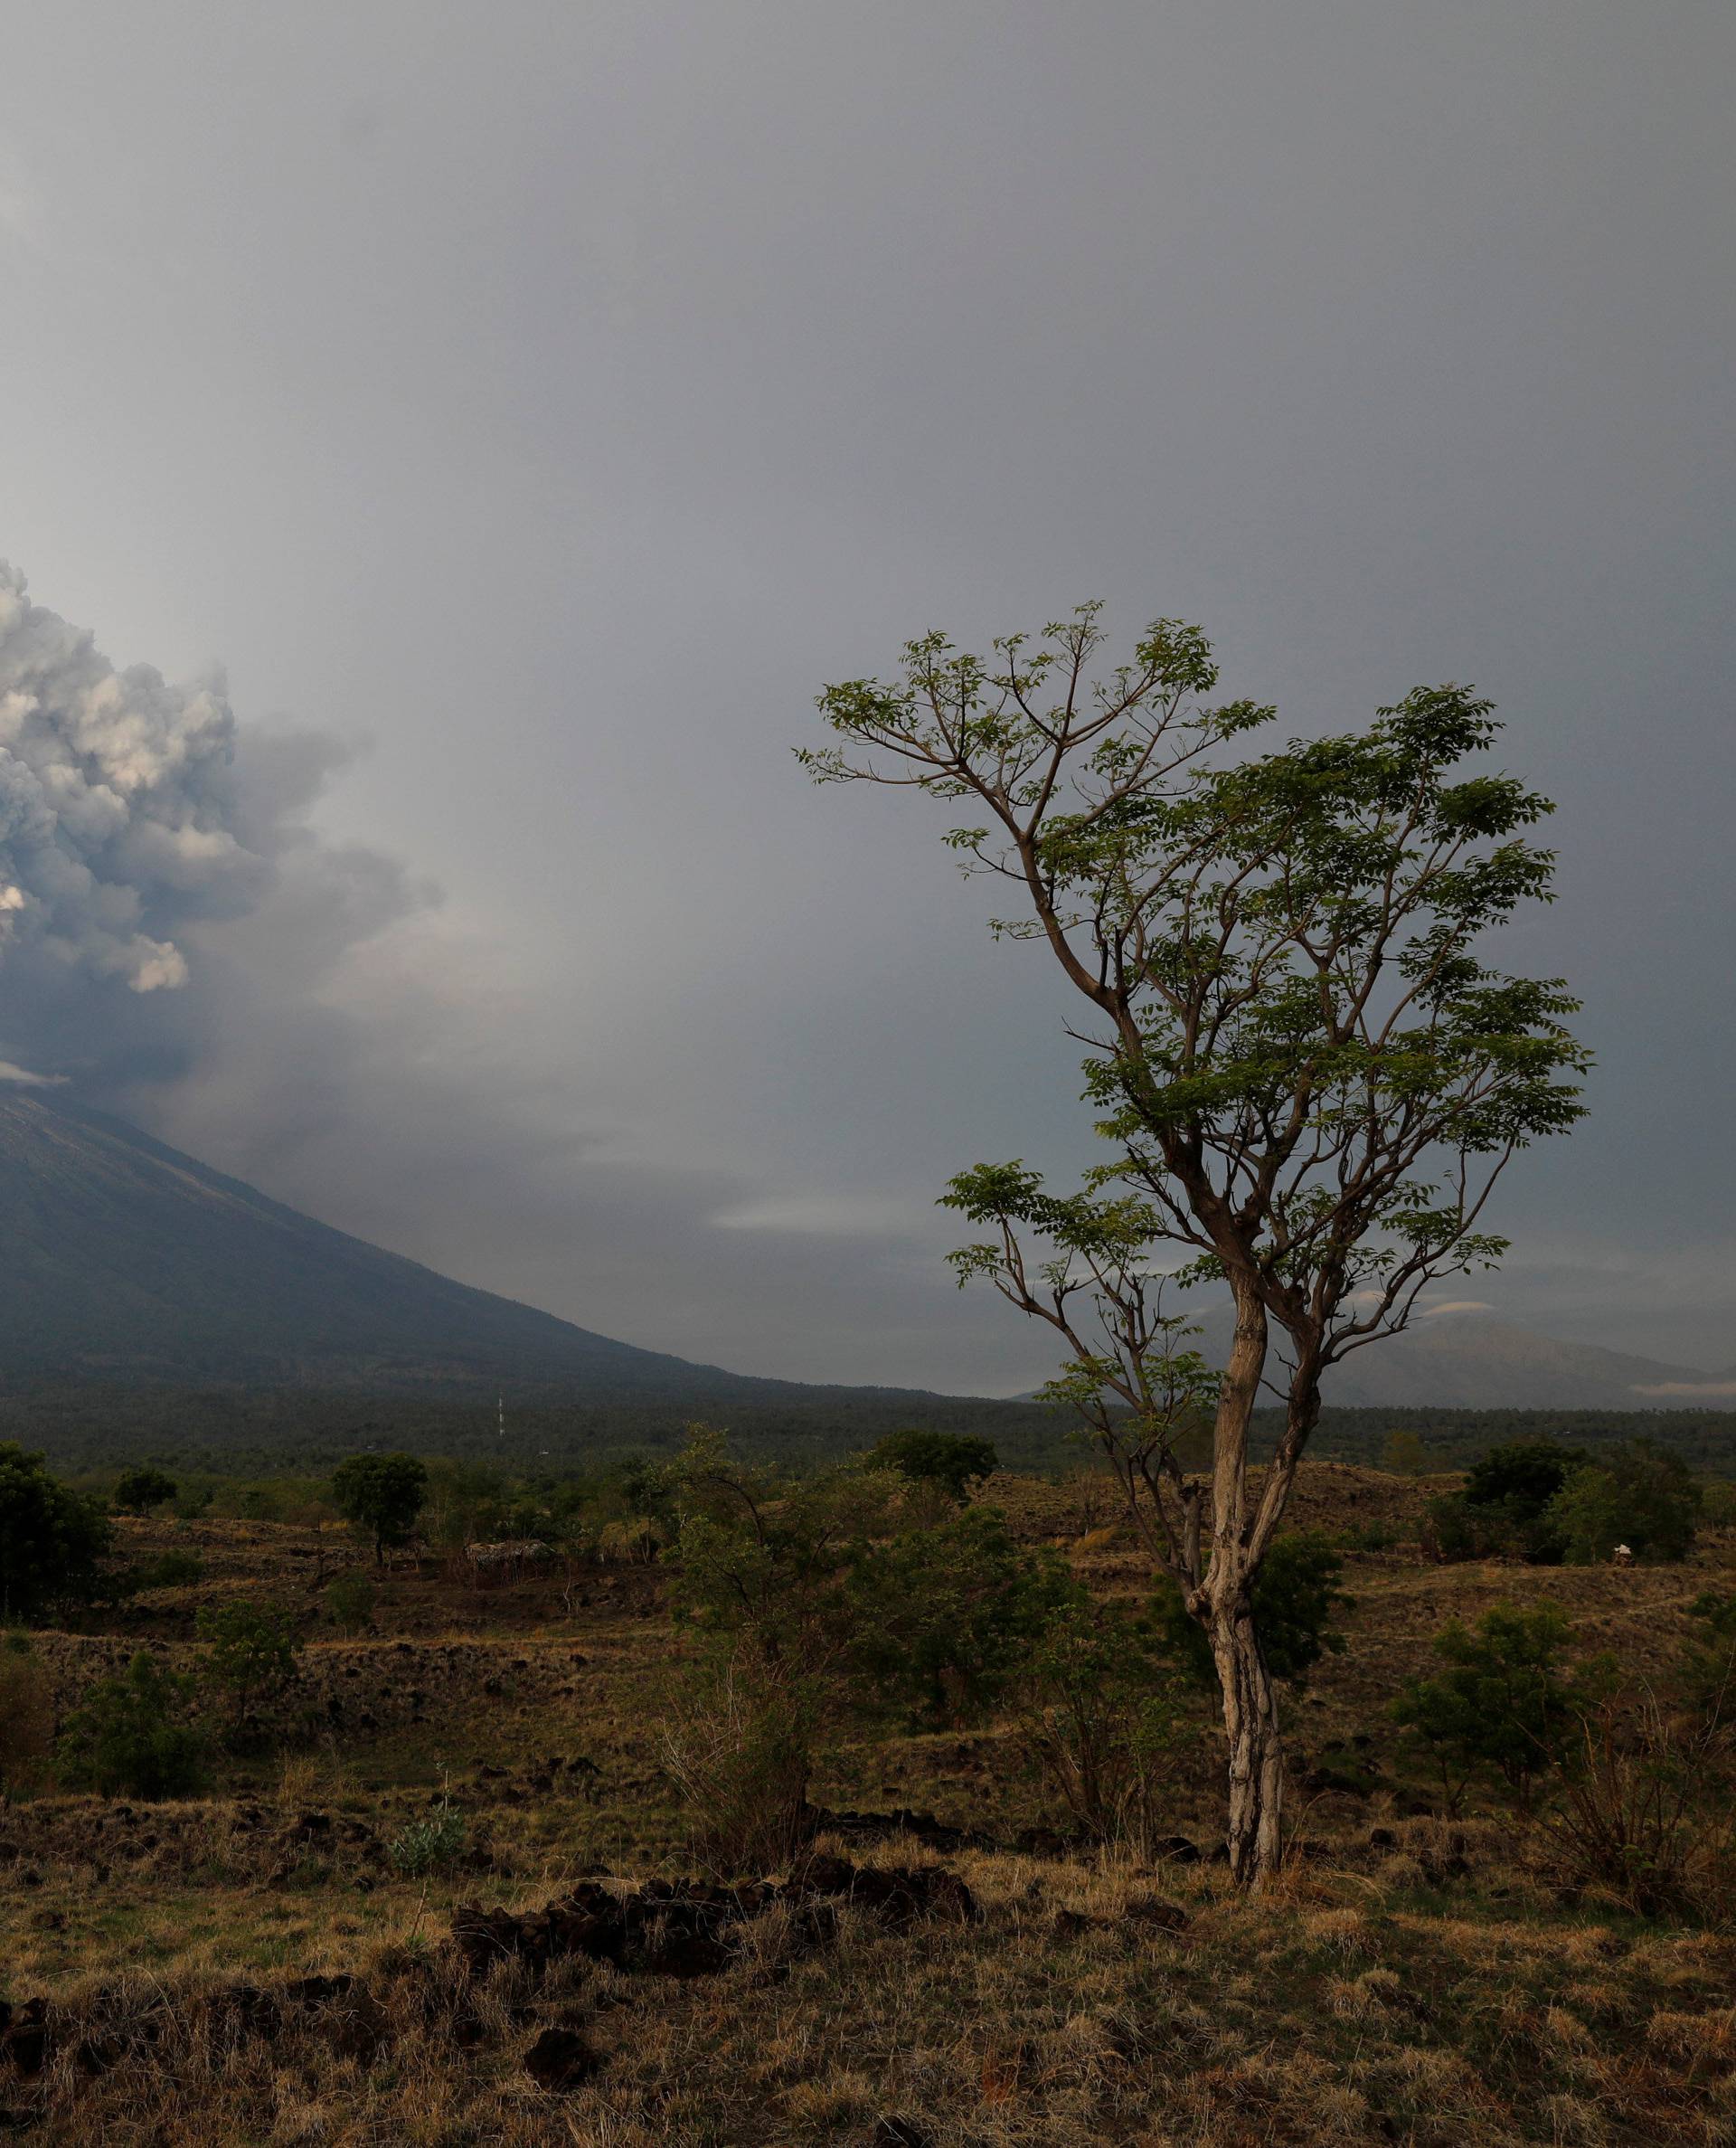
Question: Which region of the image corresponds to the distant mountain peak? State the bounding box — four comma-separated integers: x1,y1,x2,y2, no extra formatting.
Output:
0,1091,807,1400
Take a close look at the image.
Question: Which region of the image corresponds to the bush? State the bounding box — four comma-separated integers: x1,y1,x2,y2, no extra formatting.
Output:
1680,1593,1736,1727
113,1467,178,1516
1428,1440,1593,1565
844,1508,1072,1727
388,1803,469,1876
1014,1594,1194,1854
660,1655,816,1876
324,1572,377,1634
1545,1439,1700,1565
118,1550,205,1594
0,1635,55,1799
1390,1601,1604,1813
0,1443,113,1623
1156,1533,1350,1691
195,1599,302,1737
863,1430,998,1501
1541,1686,1736,1917
57,1651,210,1799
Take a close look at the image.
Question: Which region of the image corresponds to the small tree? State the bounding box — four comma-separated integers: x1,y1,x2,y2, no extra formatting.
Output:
1390,1601,1596,1814
113,1467,179,1516
658,1427,895,1850
864,1429,999,1501
196,1599,302,1738
1381,1430,1429,1478
331,1453,429,1565
57,1651,210,1799
1015,1593,1194,1855
844,1506,1072,1726
0,1443,113,1623
808,608,1586,1880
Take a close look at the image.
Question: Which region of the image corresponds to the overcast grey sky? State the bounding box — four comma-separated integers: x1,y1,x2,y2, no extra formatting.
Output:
2,0,1731,1390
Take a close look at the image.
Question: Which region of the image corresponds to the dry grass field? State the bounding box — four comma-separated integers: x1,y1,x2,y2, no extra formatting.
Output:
2,1465,1733,2146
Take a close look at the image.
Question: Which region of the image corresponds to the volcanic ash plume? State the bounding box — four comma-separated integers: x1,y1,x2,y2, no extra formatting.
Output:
0,562,269,999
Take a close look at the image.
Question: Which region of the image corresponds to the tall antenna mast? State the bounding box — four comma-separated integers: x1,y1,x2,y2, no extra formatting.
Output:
497,1392,505,1442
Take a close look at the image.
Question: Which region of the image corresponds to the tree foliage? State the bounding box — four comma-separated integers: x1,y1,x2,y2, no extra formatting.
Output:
1546,1439,1700,1566
57,1651,210,1800
1156,1532,1350,1690
808,605,1588,1880
330,1453,429,1563
0,1443,113,1623
1390,1601,1604,1812
113,1466,178,1516
844,1507,1071,1726
1427,1438,1590,1563
195,1597,303,1735
863,1428,999,1500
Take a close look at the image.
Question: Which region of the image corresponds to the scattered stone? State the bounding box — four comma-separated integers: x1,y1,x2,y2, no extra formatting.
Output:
872,2121,934,2148
453,1855,970,1986
1124,1895,1190,1933
523,2024,602,2090
280,1974,387,2062
0,2001,51,2078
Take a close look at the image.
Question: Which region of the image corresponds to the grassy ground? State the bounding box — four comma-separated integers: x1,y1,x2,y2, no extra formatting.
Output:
2,1467,1732,2145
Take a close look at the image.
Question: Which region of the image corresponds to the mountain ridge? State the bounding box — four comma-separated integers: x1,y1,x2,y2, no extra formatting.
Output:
0,1088,1723,1417
0,1092,942,1403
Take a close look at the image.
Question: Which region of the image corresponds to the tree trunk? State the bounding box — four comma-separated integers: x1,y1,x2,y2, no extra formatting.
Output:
1212,1601,1284,1885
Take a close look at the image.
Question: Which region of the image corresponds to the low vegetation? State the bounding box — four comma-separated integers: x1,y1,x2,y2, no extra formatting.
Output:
0,1429,1731,2143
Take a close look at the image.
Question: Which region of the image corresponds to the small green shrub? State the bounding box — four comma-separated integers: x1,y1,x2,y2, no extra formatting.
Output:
57,1651,210,1799
1014,1594,1194,1854
1681,1593,1736,1725
119,1549,205,1594
1390,1600,1606,1813
324,1572,378,1634
387,1803,469,1876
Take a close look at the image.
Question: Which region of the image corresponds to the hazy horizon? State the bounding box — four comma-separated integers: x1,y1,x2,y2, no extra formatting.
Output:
3,2,1731,1390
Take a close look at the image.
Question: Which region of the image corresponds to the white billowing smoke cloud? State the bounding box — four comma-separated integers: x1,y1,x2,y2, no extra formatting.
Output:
0,563,432,1102
0,562,263,1012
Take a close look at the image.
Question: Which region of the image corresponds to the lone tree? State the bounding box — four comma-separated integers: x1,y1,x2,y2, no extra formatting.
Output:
806,607,1586,1883
331,1453,429,1566
114,1466,178,1517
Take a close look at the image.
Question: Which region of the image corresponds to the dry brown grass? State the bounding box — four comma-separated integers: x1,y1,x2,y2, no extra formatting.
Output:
2,1476,1732,2143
